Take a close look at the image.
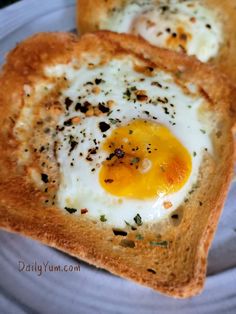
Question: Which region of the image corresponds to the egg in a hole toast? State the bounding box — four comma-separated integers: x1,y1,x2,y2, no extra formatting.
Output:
0,31,235,298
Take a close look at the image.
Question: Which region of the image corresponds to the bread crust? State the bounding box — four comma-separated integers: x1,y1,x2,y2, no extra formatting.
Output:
77,0,236,83
0,31,235,298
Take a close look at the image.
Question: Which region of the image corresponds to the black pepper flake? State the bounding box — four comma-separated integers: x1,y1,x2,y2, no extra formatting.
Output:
95,78,102,85
44,128,50,134
69,139,78,154
99,121,110,132
151,81,162,88
113,229,127,236
161,5,169,13
98,103,110,113
41,173,48,183
206,24,211,29
157,97,168,104
106,152,115,161
89,148,97,155
114,148,125,159
137,94,148,101
81,208,88,214
56,125,65,132
65,207,77,214
75,101,90,113
65,97,73,110
163,107,170,115
64,118,73,127
104,178,114,183
147,268,156,274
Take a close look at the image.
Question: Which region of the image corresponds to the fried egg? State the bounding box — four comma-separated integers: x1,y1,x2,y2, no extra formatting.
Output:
104,0,223,62
42,56,212,228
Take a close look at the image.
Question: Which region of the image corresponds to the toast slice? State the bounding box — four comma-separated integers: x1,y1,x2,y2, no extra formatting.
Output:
0,31,235,298
77,0,236,83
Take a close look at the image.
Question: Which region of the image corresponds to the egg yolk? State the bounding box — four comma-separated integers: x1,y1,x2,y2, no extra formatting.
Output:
99,120,192,199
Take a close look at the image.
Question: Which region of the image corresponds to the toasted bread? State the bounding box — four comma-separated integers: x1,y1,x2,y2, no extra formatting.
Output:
77,0,236,83
0,31,235,298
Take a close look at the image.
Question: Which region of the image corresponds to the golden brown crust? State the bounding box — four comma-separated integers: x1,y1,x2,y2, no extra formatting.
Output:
0,31,235,298
77,0,236,83
205,0,236,83
77,0,122,33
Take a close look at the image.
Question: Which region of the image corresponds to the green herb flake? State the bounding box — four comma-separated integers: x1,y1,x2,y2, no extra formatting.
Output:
175,71,182,78
134,213,142,226
136,234,144,240
200,129,206,134
193,151,197,157
149,240,169,248
109,118,120,125
100,215,107,222
125,220,132,227
131,157,140,164
107,110,113,116
123,88,131,100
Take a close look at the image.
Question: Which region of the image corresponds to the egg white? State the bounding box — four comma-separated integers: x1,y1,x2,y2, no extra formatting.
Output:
44,57,213,228
104,0,223,62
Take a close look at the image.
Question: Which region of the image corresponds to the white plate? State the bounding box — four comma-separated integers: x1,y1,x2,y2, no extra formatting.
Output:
0,1,236,313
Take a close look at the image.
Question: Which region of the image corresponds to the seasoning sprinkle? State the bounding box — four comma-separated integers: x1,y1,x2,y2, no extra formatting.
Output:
99,121,110,132
100,215,107,222
65,207,77,214
41,173,49,183
134,214,142,226
149,240,169,248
